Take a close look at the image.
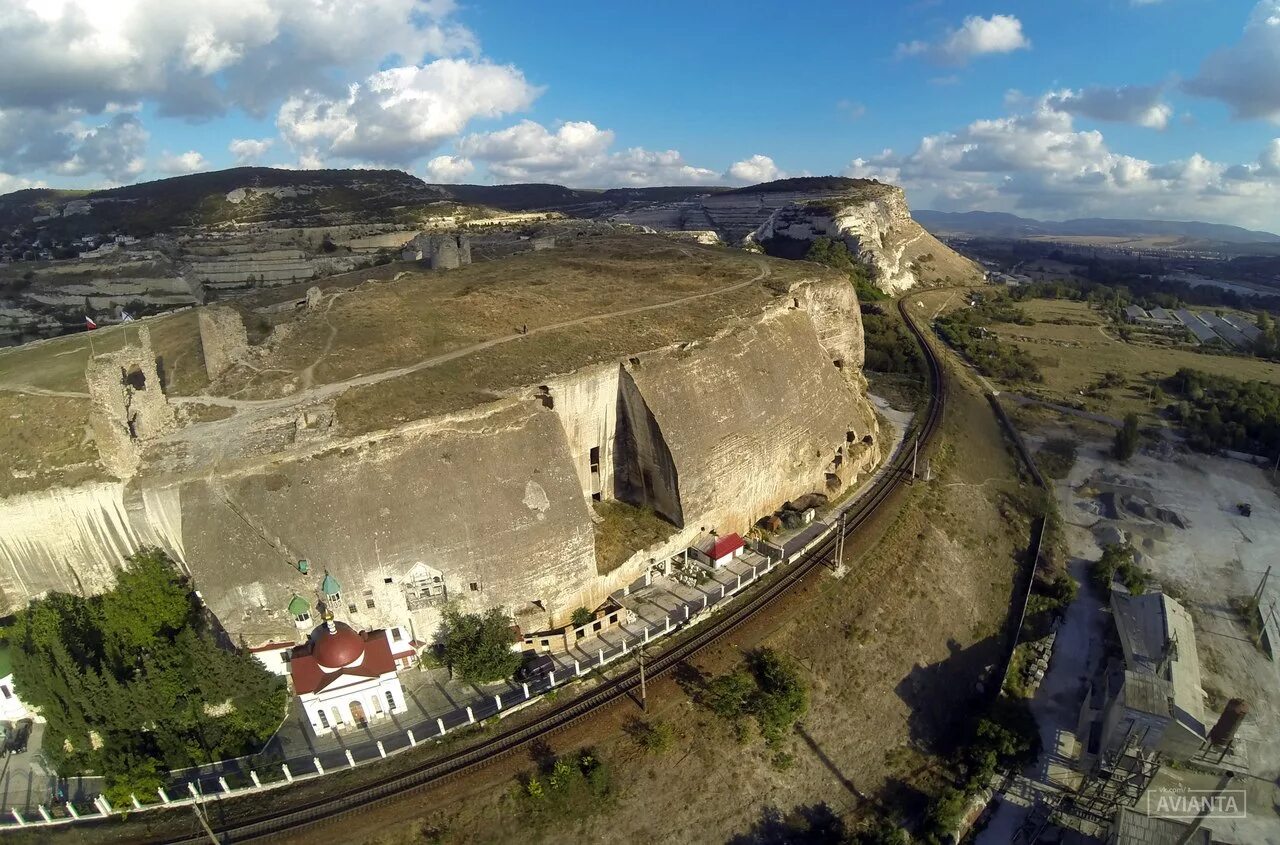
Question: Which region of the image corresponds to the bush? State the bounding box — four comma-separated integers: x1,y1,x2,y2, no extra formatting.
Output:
569,607,594,628
630,718,675,754
1036,437,1077,480
517,750,614,824
924,697,1040,843
1112,413,1141,461
1090,543,1146,595
935,300,1042,383
699,648,808,746
4,548,287,782
440,606,521,682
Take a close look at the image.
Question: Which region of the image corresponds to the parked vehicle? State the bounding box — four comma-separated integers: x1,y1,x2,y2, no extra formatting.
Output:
2,720,31,755
516,653,555,681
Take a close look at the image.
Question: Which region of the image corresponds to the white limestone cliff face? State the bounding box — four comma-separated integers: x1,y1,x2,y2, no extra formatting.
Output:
749,187,982,294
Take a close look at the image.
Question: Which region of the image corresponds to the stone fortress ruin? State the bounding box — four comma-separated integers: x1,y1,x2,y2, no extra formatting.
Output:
0,234,884,657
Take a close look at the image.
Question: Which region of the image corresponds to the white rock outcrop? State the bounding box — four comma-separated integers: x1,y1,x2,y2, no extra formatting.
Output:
748,186,981,294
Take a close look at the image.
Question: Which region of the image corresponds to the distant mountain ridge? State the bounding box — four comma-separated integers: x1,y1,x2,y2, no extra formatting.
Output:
0,168,733,234
915,209,1280,245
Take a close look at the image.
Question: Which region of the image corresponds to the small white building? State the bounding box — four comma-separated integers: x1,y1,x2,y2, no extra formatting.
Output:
0,649,40,723
289,617,417,735
691,532,747,569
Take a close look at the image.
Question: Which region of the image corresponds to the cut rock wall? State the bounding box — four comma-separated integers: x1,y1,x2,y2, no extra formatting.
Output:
0,274,881,644
623,306,878,536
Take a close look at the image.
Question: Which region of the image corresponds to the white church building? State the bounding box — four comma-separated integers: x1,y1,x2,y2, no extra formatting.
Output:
288,615,417,735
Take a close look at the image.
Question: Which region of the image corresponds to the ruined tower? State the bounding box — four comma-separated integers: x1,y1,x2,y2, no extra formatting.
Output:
403,233,472,270
197,305,250,381
85,325,177,477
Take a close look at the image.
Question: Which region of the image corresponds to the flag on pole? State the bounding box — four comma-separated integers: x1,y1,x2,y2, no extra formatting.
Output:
85,315,97,330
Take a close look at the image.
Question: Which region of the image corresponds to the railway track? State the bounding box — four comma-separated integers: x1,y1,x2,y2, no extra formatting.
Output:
155,299,946,844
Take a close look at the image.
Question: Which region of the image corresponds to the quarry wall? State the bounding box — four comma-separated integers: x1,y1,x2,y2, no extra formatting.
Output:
623,306,878,537
0,272,881,645
0,481,184,605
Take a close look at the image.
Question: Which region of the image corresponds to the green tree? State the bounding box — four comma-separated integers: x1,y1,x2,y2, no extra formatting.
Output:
98,548,191,666
569,607,594,628
1112,413,1141,461
440,606,521,682
2,548,287,782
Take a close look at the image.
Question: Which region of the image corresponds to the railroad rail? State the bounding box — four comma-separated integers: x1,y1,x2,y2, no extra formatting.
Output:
147,299,946,844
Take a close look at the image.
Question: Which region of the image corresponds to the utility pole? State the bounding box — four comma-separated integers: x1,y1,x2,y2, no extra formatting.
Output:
834,511,846,569
1255,566,1272,605
912,437,919,480
636,645,647,713
191,798,219,845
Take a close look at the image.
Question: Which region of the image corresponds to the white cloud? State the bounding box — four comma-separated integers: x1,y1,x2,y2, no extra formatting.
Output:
0,172,45,194
843,98,1280,229
229,137,274,164
1185,1,1280,122
277,59,538,166
0,0,476,118
898,14,1030,65
157,149,209,174
836,99,867,120
0,104,159,186
424,154,475,182
458,120,718,186
1044,85,1173,129
727,154,784,183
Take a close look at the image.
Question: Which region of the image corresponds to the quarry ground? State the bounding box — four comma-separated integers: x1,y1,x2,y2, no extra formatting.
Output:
984,407,1280,844
234,314,1032,844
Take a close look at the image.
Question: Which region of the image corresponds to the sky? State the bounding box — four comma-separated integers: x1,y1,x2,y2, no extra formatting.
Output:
4,0,1280,229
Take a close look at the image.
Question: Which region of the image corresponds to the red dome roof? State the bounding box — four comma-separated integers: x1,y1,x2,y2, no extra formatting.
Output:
311,621,366,669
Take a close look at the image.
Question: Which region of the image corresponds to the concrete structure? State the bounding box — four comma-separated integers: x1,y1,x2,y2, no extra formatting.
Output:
197,305,251,380
84,326,177,477
1106,807,1211,845
1124,305,1150,323
1078,590,1207,768
401,233,472,269
290,616,415,735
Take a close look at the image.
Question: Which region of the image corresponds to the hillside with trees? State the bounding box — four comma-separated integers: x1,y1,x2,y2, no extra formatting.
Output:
1167,367,1280,457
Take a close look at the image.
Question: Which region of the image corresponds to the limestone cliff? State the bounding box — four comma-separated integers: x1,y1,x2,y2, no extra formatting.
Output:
748,184,983,294
0,237,883,646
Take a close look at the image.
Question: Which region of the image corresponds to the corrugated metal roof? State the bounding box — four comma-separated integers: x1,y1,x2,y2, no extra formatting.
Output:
1113,808,1210,845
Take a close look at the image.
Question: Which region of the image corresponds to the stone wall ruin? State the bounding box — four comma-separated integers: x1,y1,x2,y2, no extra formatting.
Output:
85,325,177,477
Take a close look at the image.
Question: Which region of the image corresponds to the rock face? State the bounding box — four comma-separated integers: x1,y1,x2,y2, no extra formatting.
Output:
611,178,981,295
748,185,983,294
0,260,881,648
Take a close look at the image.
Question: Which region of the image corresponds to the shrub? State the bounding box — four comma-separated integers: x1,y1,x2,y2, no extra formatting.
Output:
517,750,614,824
1112,413,1141,461
1036,437,1077,480
699,648,808,746
440,606,521,682
631,719,675,754
570,607,594,628
1090,543,1146,596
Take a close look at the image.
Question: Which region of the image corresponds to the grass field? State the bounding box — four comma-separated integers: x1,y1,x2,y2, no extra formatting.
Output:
917,290,1280,420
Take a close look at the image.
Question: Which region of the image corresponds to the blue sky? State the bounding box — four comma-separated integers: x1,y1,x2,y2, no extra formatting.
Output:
4,1,1280,228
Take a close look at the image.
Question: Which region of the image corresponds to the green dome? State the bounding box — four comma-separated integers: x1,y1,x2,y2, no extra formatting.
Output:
321,573,341,596
287,594,310,617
